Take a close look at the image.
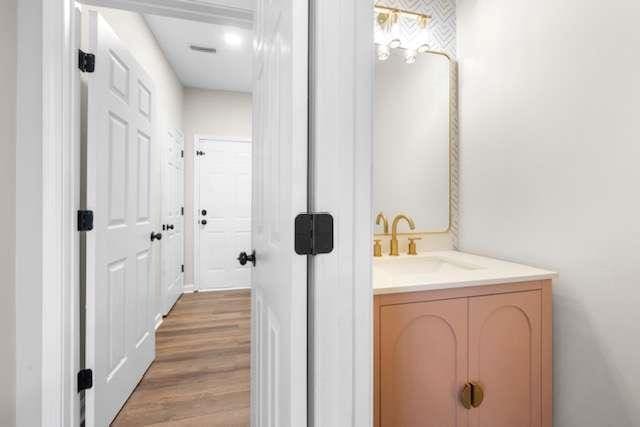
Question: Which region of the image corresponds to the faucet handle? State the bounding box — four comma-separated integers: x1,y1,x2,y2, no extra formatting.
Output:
407,236,422,256
373,239,383,257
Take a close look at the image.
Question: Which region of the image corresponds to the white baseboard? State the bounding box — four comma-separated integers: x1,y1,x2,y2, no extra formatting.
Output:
183,286,251,294
154,315,163,330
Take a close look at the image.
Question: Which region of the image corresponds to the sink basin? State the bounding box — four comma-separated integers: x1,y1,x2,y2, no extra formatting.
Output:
373,255,483,286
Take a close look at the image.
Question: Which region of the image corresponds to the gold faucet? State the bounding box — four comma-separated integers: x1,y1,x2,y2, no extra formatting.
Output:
376,212,389,234
390,214,415,256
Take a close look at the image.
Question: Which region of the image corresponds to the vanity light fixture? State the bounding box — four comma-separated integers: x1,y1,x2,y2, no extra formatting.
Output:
417,43,431,53
377,44,390,61
404,49,417,64
374,4,432,63
388,38,402,49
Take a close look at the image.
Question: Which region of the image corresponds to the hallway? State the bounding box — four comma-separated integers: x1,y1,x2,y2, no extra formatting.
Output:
112,290,251,426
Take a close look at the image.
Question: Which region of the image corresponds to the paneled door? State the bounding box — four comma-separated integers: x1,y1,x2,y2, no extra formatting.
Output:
195,138,252,290
161,130,184,314
251,0,308,424
468,291,542,427
379,299,469,427
85,12,156,427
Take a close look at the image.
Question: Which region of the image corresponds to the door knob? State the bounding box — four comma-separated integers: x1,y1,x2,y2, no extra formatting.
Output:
201,209,207,216
168,224,174,230
150,232,162,242
200,219,207,225
237,250,256,267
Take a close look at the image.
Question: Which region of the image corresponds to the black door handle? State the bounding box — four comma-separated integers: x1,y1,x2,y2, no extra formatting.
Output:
201,209,207,216
150,232,162,241
237,250,256,267
168,224,174,230
200,219,207,225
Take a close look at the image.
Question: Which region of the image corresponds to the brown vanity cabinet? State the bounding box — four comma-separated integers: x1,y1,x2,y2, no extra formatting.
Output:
374,280,553,427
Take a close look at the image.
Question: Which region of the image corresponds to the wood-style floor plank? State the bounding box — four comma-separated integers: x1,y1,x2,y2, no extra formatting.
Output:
112,290,251,427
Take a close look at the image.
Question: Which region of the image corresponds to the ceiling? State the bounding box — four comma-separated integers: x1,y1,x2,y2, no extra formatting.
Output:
145,14,253,92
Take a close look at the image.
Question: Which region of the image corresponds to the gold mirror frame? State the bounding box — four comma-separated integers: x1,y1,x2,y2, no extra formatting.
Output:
374,49,454,236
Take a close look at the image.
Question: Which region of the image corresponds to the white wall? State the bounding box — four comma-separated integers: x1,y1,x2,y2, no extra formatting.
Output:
82,6,184,322
0,1,17,425
457,0,640,425
182,88,252,287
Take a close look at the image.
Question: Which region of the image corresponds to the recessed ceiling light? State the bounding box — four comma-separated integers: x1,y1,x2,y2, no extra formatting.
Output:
224,32,243,47
190,45,217,54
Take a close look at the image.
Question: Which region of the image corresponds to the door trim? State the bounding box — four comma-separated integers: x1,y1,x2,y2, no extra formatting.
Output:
192,134,251,292
308,0,374,425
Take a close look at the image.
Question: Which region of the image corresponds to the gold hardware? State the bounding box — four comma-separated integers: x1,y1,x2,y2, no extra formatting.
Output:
407,236,421,255
390,214,415,256
470,382,484,408
376,212,389,234
460,382,485,409
373,239,383,257
460,383,472,409
374,4,432,23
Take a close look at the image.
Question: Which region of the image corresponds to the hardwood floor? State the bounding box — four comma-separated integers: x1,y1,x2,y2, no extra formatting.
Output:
112,290,251,427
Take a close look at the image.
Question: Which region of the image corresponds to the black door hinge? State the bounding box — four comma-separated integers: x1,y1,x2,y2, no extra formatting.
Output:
77,210,94,232
77,369,93,392
181,264,184,273
294,213,334,255
78,50,95,73
181,150,184,158
181,206,184,216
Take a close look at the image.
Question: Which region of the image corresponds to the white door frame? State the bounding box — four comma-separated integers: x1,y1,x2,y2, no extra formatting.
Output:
192,134,252,292
23,0,372,426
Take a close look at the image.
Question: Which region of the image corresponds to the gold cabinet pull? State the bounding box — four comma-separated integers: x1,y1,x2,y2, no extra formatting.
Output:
460,383,472,409
460,382,485,409
470,381,484,408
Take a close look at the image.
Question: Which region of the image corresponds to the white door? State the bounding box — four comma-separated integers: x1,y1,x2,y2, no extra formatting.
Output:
196,138,252,290
251,0,308,425
161,130,184,313
85,12,155,427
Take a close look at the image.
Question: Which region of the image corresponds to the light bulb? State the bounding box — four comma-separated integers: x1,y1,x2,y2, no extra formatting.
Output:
388,38,402,49
377,44,390,61
405,49,417,64
417,43,430,53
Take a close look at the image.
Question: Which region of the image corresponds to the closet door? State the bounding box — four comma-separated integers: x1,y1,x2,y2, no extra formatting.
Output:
468,291,542,427
379,299,469,427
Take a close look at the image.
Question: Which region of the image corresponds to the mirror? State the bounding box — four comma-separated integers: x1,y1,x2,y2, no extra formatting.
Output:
374,50,451,233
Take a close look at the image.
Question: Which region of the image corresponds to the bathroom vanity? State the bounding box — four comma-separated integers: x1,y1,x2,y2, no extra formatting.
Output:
372,20,556,427
373,251,556,427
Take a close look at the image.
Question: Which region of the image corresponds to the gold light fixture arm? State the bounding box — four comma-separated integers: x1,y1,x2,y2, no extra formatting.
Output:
374,4,432,24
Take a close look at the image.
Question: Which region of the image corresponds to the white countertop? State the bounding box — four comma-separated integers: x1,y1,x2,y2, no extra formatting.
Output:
373,250,557,295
